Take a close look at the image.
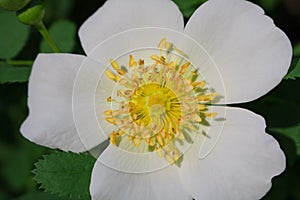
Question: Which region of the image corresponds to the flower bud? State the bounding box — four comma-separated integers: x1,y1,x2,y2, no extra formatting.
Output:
17,4,44,26
0,0,31,11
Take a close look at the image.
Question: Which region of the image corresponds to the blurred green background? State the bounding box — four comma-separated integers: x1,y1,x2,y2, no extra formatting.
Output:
0,0,299,199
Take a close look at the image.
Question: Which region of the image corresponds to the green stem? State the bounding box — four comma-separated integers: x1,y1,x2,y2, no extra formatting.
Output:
6,60,34,66
35,22,60,53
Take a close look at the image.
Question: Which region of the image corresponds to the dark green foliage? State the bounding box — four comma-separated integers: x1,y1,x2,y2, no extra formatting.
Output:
33,151,96,199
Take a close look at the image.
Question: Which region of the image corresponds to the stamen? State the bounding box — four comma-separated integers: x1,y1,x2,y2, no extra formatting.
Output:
179,62,191,75
110,59,120,70
105,117,117,125
104,38,219,165
129,55,137,69
110,131,118,145
105,70,117,82
104,110,113,116
205,112,218,118
197,93,218,102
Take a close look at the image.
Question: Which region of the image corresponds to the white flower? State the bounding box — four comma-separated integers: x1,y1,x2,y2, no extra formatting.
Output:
20,0,292,199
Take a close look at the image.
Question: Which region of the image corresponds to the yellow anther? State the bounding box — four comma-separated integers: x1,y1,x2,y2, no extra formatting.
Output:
191,80,206,88
105,70,117,81
199,80,206,88
179,62,191,75
171,149,179,160
117,130,125,136
151,55,160,62
160,56,166,63
105,117,117,125
117,69,126,76
132,113,138,121
205,112,218,118
197,93,218,102
168,61,175,69
129,55,137,69
115,75,122,82
110,131,117,145
158,38,168,49
198,104,206,111
138,59,145,66
146,137,155,147
168,134,174,141
133,137,141,147
128,135,134,141
156,134,164,146
110,59,120,70
161,130,166,138
194,114,202,122
150,55,166,64
104,110,113,116
106,96,113,102
158,38,173,52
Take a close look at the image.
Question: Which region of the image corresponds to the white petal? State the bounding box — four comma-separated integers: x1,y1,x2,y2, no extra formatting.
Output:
72,58,113,151
20,54,88,152
178,106,285,200
98,144,170,173
185,0,292,104
90,157,191,200
79,0,184,55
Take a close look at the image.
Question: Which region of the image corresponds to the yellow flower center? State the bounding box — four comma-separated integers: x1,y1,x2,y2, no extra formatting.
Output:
129,83,181,133
103,38,218,165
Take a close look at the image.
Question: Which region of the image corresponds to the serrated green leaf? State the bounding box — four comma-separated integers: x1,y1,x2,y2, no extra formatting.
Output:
33,151,96,199
0,63,31,84
40,19,76,53
172,0,206,18
0,9,30,59
284,58,300,80
270,124,300,155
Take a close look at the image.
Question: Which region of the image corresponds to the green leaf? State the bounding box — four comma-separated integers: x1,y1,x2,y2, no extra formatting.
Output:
33,151,96,199
258,0,281,12
15,191,59,200
0,63,31,84
0,189,8,200
40,19,76,53
172,0,206,18
293,43,300,56
1,150,33,191
15,191,79,200
0,139,48,192
284,58,300,80
270,124,300,155
0,9,30,59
